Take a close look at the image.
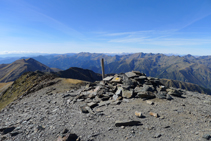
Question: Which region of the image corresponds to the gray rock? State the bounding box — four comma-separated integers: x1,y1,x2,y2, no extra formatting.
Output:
135,111,143,118
115,120,141,127
111,76,122,83
98,100,111,107
100,95,110,101
155,91,167,99
115,87,123,95
122,99,130,103
134,85,154,93
80,106,89,113
62,94,71,98
167,88,183,97
136,91,155,99
153,133,162,138
113,94,119,101
103,76,114,81
139,76,147,79
125,72,137,78
87,102,98,108
132,71,141,75
122,89,133,99
166,94,173,100
111,100,121,105
85,106,95,114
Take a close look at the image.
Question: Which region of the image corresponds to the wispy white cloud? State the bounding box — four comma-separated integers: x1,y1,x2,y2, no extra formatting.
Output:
109,37,211,46
104,30,154,36
95,28,211,46
101,30,177,37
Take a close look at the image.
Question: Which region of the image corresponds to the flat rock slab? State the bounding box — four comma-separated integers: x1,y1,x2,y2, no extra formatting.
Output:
115,120,141,127
111,76,121,83
139,76,147,79
146,100,154,105
136,91,156,99
132,71,141,75
103,76,114,81
98,100,111,107
87,102,98,108
125,72,137,78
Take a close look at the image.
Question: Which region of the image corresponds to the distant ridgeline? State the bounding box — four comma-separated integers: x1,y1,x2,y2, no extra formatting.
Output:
24,52,211,90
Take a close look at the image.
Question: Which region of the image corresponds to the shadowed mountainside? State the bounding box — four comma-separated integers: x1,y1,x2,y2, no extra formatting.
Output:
54,67,102,82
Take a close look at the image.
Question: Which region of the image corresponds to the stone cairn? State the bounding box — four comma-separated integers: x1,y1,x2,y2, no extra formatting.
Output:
72,71,184,114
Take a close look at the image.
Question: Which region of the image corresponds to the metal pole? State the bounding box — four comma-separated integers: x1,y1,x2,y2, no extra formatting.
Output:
101,58,105,80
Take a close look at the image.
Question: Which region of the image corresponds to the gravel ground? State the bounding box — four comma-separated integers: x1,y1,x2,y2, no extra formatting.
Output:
1,80,211,141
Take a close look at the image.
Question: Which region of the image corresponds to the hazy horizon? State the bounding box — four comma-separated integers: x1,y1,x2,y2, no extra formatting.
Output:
0,51,202,59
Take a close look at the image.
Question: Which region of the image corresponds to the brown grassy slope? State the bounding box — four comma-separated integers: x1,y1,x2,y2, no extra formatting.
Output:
0,71,57,110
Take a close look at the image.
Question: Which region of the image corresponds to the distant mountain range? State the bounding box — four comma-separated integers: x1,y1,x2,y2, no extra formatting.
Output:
1,52,211,90
18,52,211,90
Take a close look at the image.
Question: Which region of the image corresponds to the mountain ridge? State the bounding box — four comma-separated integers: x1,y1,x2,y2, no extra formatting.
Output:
0,58,54,83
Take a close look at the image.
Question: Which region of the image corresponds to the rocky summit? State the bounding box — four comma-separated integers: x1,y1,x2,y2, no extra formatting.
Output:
1,71,211,141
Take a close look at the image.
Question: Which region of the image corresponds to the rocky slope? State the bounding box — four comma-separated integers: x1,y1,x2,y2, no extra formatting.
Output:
0,58,53,83
1,71,211,141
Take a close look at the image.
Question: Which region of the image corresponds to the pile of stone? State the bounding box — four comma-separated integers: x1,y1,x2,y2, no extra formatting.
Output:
72,71,184,113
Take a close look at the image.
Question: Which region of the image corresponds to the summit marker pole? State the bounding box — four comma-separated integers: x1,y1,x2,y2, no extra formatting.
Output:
101,58,105,80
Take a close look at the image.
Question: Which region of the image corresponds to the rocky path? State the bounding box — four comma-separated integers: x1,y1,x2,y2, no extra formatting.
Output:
1,87,211,141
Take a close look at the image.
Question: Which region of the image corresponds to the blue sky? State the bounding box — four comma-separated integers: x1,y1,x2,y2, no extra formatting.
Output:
0,0,211,56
